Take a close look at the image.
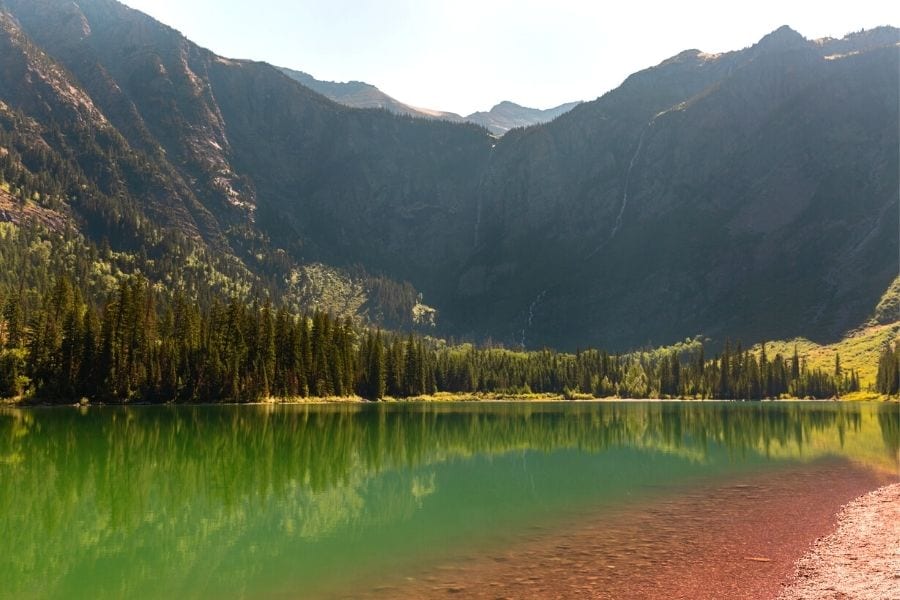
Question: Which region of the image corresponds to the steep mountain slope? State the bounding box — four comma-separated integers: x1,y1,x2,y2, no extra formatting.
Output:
453,26,899,349
279,67,579,135
0,0,895,353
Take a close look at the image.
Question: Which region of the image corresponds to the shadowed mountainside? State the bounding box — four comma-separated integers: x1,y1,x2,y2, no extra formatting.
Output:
460,26,899,349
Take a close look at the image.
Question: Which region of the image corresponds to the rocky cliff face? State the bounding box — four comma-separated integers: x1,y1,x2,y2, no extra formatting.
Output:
457,26,899,349
0,0,896,350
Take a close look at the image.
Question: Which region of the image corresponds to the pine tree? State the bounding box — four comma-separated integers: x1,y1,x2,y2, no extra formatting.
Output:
78,309,98,398
59,297,83,397
386,337,404,397
310,312,332,397
360,330,386,400
717,343,731,399
2,294,23,350
298,314,312,396
791,346,800,381
260,300,276,398
367,332,378,398
415,340,428,396
97,301,116,399
403,334,419,396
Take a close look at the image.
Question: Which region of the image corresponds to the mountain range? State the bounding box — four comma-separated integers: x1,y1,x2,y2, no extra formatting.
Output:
279,67,580,135
0,0,896,351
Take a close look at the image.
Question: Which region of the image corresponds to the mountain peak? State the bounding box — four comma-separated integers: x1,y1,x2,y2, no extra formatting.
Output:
755,25,807,52
465,100,581,135
491,100,523,111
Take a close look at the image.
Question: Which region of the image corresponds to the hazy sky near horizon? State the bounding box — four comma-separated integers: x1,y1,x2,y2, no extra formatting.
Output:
119,0,895,115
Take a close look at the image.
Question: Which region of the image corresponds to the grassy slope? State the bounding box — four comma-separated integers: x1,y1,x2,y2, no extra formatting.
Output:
756,277,900,391
759,324,899,390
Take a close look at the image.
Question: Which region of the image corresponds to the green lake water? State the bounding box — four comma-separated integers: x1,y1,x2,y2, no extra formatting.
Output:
1,401,897,599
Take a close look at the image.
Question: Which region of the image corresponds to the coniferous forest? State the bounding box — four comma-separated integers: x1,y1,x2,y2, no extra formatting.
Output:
0,274,867,403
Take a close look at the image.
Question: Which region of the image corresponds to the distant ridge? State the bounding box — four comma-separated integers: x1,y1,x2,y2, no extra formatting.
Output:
278,67,579,135
277,67,463,122
465,100,582,135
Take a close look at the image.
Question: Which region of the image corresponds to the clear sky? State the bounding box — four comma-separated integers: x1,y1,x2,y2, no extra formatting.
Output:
119,0,896,115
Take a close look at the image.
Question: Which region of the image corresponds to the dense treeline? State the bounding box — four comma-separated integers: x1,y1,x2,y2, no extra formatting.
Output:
0,276,860,402
433,340,859,400
875,343,899,395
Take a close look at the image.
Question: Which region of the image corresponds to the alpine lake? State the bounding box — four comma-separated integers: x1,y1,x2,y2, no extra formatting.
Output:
1,401,897,599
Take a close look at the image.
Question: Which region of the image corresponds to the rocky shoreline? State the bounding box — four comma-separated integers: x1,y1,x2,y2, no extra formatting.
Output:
339,460,890,599
777,482,900,600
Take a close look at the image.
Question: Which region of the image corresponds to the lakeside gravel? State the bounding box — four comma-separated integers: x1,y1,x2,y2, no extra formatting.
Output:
777,483,900,600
